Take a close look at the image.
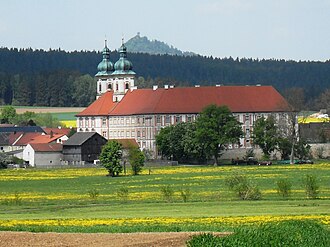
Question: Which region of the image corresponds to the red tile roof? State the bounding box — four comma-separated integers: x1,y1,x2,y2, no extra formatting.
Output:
43,127,72,136
116,139,139,149
78,86,291,116
13,132,42,146
77,91,118,116
29,143,63,152
29,134,66,144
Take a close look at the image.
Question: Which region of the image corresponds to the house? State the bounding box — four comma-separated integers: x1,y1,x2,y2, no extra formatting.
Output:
62,132,107,164
299,122,330,143
29,133,68,144
23,143,63,167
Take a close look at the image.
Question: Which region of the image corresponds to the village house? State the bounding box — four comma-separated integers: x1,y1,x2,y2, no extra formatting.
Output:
23,143,63,167
62,132,107,164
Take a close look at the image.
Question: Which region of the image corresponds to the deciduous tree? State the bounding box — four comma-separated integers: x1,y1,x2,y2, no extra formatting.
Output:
99,140,123,177
252,116,278,158
195,105,243,165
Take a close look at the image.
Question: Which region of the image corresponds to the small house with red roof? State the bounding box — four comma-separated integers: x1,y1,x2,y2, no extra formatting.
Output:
76,42,292,158
23,143,63,167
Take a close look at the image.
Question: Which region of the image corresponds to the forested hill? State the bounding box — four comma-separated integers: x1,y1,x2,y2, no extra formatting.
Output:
124,33,196,56
0,47,329,109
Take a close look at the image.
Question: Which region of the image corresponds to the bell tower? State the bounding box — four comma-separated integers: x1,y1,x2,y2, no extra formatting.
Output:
95,40,114,99
111,38,136,102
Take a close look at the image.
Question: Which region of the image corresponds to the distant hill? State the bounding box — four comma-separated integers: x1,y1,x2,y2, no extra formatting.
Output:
124,33,196,56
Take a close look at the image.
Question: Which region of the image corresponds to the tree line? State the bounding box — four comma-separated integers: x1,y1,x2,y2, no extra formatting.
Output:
156,104,314,165
0,47,329,109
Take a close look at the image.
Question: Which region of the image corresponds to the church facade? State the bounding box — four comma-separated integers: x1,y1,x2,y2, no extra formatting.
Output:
76,41,291,157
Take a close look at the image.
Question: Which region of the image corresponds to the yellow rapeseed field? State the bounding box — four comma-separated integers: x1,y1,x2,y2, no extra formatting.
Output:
0,215,328,228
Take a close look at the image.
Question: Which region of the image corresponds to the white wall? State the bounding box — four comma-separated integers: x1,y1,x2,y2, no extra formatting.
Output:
23,144,35,166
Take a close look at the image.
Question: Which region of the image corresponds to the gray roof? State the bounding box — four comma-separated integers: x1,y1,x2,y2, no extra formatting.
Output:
63,132,105,146
0,126,44,133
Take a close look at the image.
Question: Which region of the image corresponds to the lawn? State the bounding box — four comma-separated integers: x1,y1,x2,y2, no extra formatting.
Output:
0,163,329,233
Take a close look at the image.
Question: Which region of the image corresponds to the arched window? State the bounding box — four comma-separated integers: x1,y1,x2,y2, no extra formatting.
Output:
125,83,129,90
99,84,102,92
116,83,119,91
108,84,112,90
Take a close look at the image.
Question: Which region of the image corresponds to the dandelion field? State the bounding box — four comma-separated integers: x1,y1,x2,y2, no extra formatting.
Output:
0,163,329,233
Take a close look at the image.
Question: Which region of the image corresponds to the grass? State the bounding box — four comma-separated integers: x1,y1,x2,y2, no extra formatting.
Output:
0,163,329,233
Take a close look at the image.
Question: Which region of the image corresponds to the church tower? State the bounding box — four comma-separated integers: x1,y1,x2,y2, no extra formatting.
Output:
95,39,136,102
95,40,114,99
111,39,136,102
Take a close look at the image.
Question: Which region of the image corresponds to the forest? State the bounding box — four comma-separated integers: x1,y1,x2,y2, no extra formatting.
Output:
0,47,329,109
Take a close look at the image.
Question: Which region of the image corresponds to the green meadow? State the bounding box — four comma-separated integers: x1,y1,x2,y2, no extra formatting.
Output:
0,163,329,233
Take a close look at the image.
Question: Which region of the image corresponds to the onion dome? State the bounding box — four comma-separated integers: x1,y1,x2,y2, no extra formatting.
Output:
113,40,136,75
95,40,114,76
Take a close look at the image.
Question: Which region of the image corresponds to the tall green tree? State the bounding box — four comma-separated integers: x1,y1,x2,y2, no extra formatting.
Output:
252,116,278,158
128,147,145,175
99,140,123,177
195,105,243,165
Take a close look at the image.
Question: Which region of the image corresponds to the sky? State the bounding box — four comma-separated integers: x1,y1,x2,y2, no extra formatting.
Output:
1,0,330,61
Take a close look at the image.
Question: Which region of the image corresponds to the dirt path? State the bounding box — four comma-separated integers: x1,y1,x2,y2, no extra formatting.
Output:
0,231,231,247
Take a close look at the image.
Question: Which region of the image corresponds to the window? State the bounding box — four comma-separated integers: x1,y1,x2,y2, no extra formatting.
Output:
102,131,107,138
126,131,130,137
91,117,95,128
121,118,124,124
108,84,112,90
102,118,107,127
99,84,102,92
131,131,135,137
85,118,89,127
142,130,145,137
156,115,161,124
165,115,171,124
175,116,181,123
121,131,124,137
79,118,83,127
137,131,141,137
125,83,129,89
126,118,130,124
187,116,192,122
116,83,119,91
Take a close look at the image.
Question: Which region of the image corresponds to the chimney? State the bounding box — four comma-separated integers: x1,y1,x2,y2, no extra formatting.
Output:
153,85,158,90
164,85,169,89
195,85,200,87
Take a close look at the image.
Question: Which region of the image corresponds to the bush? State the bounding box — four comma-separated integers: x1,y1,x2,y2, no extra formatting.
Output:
87,188,99,200
187,220,330,247
117,187,129,203
225,174,261,200
276,178,292,198
160,185,174,202
303,174,319,199
179,188,191,202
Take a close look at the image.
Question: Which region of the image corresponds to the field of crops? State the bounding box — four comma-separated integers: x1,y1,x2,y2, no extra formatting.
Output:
0,162,329,235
